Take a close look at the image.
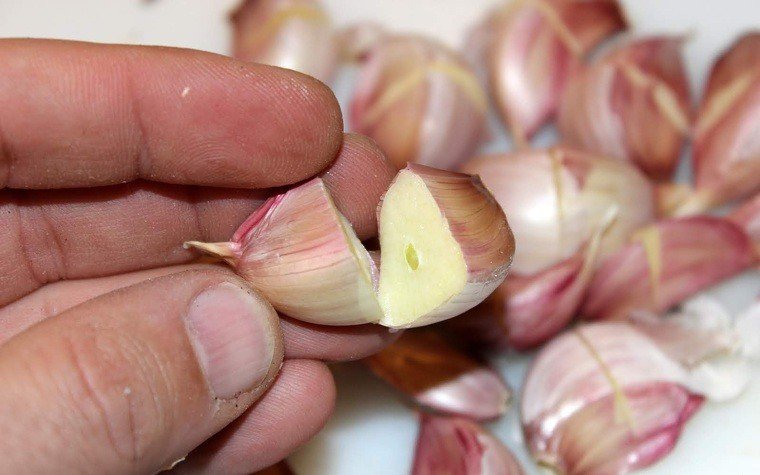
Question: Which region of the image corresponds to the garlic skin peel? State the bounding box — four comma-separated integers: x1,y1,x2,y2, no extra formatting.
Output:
466,0,627,145
366,330,511,421
684,32,760,213
558,36,691,180
187,165,514,328
350,36,488,170
523,309,755,475
412,414,525,475
582,216,755,321
461,148,654,275
230,0,338,83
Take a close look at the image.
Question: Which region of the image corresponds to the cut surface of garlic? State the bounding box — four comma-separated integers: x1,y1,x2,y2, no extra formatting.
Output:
187,165,514,328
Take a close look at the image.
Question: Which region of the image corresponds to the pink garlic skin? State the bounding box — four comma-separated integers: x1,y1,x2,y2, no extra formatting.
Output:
522,323,703,475
729,193,760,254
582,216,754,321
692,32,760,208
455,250,591,351
412,414,525,475
350,36,488,170
461,148,654,275
559,36,691,180
467,0,627,144
230,0,338,83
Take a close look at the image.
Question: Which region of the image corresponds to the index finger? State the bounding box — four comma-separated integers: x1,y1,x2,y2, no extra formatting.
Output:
0,39,343,189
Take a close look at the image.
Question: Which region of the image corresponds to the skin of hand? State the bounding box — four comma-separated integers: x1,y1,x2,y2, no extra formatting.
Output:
0,39,399,474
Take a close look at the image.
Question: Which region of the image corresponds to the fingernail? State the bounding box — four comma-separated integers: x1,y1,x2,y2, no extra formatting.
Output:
185,282,277,399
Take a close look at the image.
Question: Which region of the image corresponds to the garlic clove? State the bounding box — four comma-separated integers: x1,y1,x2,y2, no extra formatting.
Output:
365,330,511,421
461,148,654,275
412,413,525,475
558,36,691,180
686,32,760,213
336,21,387,62
521,313,760,474
582,216,754,321
376,164,514,328
350,36,488,170
454,208,614,350
186,178,384,326
728,193,760,253
187,166,514,328
466,0,627,145
230,0,338,83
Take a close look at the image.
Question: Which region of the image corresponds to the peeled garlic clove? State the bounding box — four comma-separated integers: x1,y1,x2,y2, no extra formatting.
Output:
350,36,488,170
559,36,691,180
582,216,754,321
728,193,760,250
187,165,514,328
686,32,760,212
466,0,627,145
412,414,524,475
461,147,654,275
186,178,384,326
230,0,338,83
377,164,515,328
365,330,511,421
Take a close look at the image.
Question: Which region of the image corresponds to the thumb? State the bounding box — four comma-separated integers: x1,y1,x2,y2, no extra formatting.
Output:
0,268,283,474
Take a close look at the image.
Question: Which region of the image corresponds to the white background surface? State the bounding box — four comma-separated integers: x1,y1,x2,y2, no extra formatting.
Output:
1,1,758,474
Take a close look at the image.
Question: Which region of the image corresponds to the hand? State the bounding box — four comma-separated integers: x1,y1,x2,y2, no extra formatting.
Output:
0,39,397,474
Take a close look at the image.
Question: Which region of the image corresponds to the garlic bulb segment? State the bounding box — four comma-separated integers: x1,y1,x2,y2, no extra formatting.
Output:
365,330,511,421
466,0,627,145
558,35,691,180
376,164,515,328
230,0,338,83
350,36,488,170
461,148,654,275
582,216,754,321
685,31,760,213
187,165,514,328
412,414,525,475
186,178,383,326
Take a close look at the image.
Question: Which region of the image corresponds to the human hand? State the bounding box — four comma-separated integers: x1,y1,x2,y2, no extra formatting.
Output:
0,39,397,474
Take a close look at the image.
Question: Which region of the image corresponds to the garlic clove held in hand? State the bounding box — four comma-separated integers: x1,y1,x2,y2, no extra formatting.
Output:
465,0,627,145
187,165,514,328
230,0,338,83
365,330,511,421
523,310,754,475
350,36,489,170
582,216,755,321
412,414,525,475
681,32,760,214
558,35,691,180
461,147,654,275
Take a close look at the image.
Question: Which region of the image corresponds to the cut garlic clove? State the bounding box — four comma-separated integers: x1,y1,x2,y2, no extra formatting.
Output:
230,0,338,83
365,330,511,421
582,216,754,321
377,164,514,328
685,32,760,213
461,147,654,275
412,414,525,475
350,36,488,170
559,35,691,180
186,178,384,326
187,166,514,328
466,0,627,145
